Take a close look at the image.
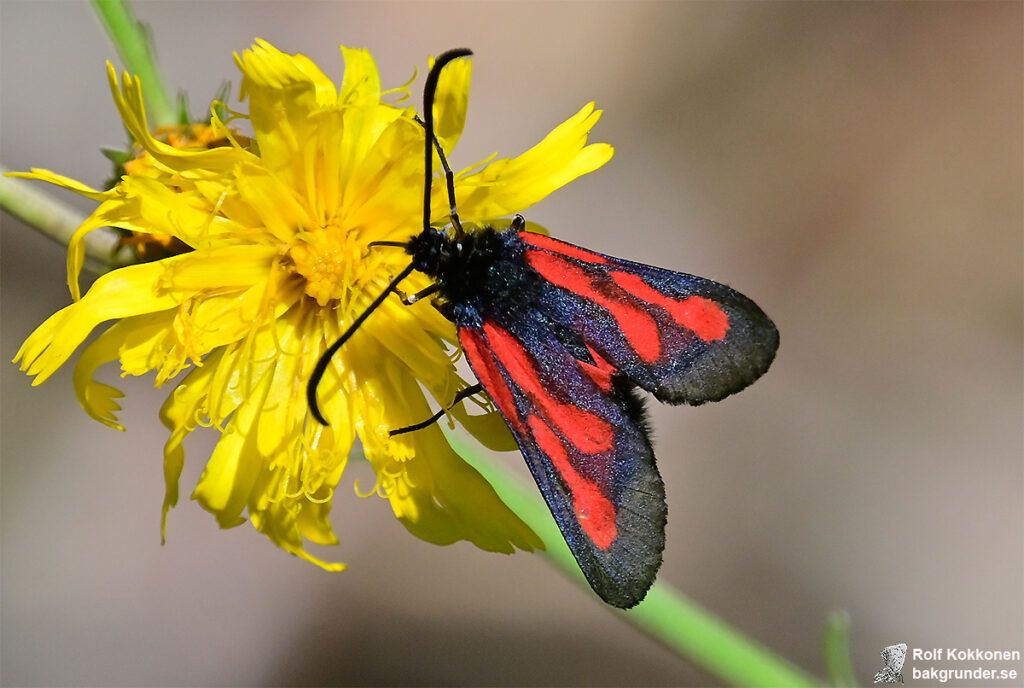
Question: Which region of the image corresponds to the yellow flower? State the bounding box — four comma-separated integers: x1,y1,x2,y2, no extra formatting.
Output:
12,40,613,569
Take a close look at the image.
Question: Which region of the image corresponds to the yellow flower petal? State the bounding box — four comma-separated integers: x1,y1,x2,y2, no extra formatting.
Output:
72,312,184,431
72,324,128,431
237,39,339,180
385,424,544,553
240,38,337,109
6,168,116,202
108,64,254,175
156,244,278,292
452,102,613,221
347,340,542,552
335,116,422,241
158,347,228,540
192,362,273,528
233,162,313,242
16,256,193,385
339,46,381,106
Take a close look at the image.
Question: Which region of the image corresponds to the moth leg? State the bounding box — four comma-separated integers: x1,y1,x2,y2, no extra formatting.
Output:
394,283,440,306
389,384,485,436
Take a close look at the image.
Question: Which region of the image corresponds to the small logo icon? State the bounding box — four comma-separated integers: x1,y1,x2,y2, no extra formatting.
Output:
874,643,907,684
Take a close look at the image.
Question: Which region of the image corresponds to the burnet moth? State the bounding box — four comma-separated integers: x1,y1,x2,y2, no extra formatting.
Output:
308,48,778,609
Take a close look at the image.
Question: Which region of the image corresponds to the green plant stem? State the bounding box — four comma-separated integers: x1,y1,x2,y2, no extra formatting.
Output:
0,165,131,274
824,610,859,686
90,0,175,126
448,432,820,687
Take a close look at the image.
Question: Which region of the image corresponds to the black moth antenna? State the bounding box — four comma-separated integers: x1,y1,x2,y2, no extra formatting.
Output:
306,48,473,426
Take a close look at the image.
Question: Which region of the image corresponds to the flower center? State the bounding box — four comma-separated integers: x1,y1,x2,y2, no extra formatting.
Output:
290,231,361,307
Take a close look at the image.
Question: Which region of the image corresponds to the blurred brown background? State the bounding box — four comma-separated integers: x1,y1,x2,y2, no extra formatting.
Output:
2,2,1021,686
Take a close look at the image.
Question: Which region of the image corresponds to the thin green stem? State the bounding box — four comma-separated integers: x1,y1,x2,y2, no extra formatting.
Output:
90,0,175,126
824,610,859,687
448,432,820,687
0,165,131,274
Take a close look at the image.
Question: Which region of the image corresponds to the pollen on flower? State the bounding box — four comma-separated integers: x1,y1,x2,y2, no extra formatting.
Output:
290,232,362,307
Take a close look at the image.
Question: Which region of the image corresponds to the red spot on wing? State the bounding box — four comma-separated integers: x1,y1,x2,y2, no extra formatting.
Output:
482,321,614,455
519,232,609,264
579,345,615,392
610,271,730,341
528,415,617,550
525,251,662,363
459,327,524,434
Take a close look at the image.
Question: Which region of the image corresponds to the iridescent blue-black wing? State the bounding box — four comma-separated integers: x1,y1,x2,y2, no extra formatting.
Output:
518,231,778,406
458,316,665,609
450,230,776,608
